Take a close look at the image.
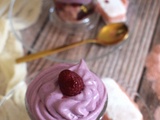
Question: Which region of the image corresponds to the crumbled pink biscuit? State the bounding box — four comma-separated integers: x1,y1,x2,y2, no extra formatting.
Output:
102,114,111,120
154,106,160,120
152,45,160,54
152,81,160,99
145,45,160,100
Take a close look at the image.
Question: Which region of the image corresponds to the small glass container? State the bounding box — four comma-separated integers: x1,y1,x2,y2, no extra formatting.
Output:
50,0,100,33
25,63,108,120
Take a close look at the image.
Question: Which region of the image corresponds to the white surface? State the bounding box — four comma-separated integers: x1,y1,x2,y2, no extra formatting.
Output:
102,78,143,120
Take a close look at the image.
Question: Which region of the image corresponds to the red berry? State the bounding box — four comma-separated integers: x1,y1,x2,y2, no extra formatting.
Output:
58,69,84,96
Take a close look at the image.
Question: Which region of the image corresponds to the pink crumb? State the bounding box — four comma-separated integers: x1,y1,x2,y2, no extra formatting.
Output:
154,106,160,120
145,45,160,100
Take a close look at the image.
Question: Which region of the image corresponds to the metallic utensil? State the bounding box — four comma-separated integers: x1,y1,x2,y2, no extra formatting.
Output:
16,22,129,63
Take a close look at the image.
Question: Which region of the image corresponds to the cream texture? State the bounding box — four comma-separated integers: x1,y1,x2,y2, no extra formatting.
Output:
26,60,107,120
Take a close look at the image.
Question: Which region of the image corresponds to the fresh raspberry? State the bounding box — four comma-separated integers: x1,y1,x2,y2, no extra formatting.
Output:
58,69,84,96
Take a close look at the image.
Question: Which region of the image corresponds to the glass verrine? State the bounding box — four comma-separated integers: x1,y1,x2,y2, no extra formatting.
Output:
50,0,100,33
25,60,108,120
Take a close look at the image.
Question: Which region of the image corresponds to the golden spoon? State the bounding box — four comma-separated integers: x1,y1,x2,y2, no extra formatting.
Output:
16,23,129,63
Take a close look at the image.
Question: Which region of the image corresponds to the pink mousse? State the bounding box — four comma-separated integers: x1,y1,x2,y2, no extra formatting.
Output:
55,0,92,5
26,60,107,120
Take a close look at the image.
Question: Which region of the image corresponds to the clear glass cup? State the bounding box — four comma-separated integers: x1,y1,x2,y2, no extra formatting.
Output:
50,0,100,33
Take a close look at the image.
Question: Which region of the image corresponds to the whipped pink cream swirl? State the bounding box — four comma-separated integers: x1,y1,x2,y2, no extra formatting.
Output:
26,60,107,120
55,0,92,5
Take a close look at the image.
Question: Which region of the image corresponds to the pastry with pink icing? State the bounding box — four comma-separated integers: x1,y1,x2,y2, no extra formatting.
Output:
96,0,128,23
26,60,107,120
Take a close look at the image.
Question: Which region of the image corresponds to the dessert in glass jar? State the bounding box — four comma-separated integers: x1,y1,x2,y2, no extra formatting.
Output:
26,60,107,120
50,0,100,32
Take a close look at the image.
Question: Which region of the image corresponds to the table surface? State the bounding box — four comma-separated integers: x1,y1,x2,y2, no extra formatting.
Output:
21,0,160,119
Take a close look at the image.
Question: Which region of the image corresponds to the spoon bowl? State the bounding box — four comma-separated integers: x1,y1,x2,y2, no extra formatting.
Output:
97,22,128,45
16,23,129,63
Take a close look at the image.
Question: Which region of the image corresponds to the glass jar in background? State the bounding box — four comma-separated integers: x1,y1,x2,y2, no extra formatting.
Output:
50,0,100,33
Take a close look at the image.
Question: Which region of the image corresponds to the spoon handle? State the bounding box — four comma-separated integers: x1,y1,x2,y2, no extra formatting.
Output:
16,39,96,63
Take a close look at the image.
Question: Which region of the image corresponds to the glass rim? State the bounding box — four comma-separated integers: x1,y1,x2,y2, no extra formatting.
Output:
0,74,153,120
